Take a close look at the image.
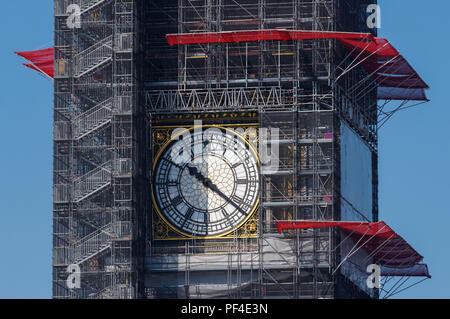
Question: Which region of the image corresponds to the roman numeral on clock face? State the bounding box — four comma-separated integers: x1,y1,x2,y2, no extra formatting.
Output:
185,208,194,220
172,195,183,206
221,209,233,228
231,194,243,204
181,208,195,228
232,162,242,169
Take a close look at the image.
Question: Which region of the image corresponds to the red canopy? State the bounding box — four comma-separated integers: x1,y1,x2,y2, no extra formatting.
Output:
166,29,429,101
166,30,373,45
276,220,430,278
15,48,54,78
15,31,429,101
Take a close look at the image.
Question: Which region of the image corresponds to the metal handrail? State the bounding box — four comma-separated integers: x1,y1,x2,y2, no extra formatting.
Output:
74,35,113,77
73,161,112,201
73,98,113,139
72,223,112,264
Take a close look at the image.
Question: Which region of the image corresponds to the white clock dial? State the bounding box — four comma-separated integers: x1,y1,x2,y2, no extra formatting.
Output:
153,127,259,237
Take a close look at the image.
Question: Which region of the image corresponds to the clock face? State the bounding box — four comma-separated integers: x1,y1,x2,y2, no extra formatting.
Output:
153,127,260,238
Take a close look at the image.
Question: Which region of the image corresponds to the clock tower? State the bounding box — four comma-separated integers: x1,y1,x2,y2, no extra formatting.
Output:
143,0,380,299
54,0,433,299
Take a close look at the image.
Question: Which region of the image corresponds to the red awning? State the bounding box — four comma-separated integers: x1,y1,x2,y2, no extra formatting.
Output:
15,48,54,78
166,29,429,101
16,31,429,101
166,30,373,46
276,221,430,278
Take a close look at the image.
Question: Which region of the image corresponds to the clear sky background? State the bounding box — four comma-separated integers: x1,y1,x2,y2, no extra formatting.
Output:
0,1,448,299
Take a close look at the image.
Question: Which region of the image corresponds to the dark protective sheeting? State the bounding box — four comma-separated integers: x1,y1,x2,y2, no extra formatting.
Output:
381,264,430,278
166,30,429,101
276,221,430,278
377,87,428,101
15,48,54,78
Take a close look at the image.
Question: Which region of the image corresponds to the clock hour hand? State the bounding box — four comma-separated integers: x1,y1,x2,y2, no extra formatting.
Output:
185,165,218,190
186,165,205,181
164,159,211,186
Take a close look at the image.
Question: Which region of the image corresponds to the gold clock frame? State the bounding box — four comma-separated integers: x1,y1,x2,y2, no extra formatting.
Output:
151,123,260,240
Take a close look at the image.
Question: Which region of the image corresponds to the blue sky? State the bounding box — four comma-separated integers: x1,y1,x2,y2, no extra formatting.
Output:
377,0,450,298
0,1,448,299
0,2,53,298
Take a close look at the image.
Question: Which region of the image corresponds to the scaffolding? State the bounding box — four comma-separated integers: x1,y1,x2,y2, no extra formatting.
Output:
49,0,429,299
52,0,147,299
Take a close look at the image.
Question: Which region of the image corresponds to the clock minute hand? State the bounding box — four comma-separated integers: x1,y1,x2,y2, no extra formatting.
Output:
185,165,246,215
202,176,247,216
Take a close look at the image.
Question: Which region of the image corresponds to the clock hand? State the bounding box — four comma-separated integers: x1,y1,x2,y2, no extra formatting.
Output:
186,165,217,190
200,174,247,216
162,158,210,187
185,164,246,215
185,165,214,188
186,165,204,181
